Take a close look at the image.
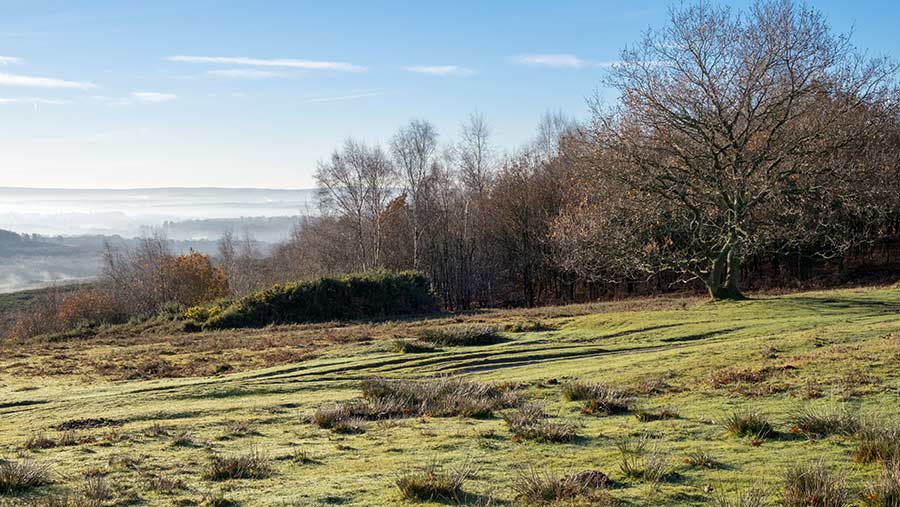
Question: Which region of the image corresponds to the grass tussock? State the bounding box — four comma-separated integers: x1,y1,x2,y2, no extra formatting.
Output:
713,485,769,507
418,324,505,347
683,449,719,469
204,449,273,481
787,405,859,439
389,339,437,354
783,461,848,507
863,459,900,507
635,406,679,422
854,422,900,464
313,378,521,431
512,467,610,505
395,462,472,503
79,476,111,505
562,382,632,415
503,403,579,443
617,436,671,485
710,368,771,387
721,409,774,439
0,459,51,494
503,319,555,333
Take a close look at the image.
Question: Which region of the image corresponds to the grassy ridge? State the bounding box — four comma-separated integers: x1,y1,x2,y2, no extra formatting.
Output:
0,287,899,506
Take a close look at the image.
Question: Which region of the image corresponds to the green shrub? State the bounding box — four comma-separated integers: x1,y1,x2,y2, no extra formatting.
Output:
192,271,438,329
418,324,505,346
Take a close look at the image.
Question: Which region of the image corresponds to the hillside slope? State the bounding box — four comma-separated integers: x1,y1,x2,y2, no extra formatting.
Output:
1,287,899,506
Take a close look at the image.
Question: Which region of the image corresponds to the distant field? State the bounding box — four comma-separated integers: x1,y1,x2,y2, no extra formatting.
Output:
1,287,899,506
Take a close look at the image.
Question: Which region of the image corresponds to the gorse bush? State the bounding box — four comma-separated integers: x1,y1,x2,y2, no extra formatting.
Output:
189,271,438,329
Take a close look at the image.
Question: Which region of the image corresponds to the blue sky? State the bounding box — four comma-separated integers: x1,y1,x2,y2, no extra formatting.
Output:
1,0,898,189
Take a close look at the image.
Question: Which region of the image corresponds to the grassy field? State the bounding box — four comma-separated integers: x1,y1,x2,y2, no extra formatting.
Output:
1,286,899,506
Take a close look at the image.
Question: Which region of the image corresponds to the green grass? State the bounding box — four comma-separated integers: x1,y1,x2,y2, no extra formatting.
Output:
0,287,899,506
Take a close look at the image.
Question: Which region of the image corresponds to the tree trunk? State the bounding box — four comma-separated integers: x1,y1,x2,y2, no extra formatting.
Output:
706,244,745,300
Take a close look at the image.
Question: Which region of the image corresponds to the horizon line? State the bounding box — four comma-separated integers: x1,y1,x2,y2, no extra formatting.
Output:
0,185,319,192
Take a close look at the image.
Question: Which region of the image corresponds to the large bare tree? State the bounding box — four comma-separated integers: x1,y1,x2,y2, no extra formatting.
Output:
576,0,898,299
391,119,438,270
315,139,395,271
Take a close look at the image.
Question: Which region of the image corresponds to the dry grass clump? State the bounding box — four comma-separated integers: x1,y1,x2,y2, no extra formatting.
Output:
418,324,505,346
783,461,848,507
787,405,859,440
863,458,900,507
683,449,719,469
854,421,900,464
389,339,437,354
562,382,633,415
710,368,771,387
79,476,112,505
617,436,671,485
0,459,52,494
503,319,555,333
313,378,521,431
146,472,186,494
395,462,472,502
204,449,273,481
503,403,579,443
512,467,610,505
634,406,679,422
713,485,769,507
721,409,774,439
24,432,56,451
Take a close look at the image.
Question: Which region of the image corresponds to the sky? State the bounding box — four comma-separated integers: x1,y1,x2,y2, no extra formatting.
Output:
1,0,899,189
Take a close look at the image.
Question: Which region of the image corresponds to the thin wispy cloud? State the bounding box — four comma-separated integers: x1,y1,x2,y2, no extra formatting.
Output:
168,55,366,72
514,53,587,68
0,56,22,66
298,91,381,104
402,65,475,76
131,92,177,103
205,69,284,79
0,72,96,90
0,97,65,105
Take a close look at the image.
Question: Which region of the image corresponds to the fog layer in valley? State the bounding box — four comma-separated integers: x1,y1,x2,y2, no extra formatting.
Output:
0,187,315,293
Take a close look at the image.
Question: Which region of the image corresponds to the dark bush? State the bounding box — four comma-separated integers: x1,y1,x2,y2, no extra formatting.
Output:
190,271,439,329
418,324,505,346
